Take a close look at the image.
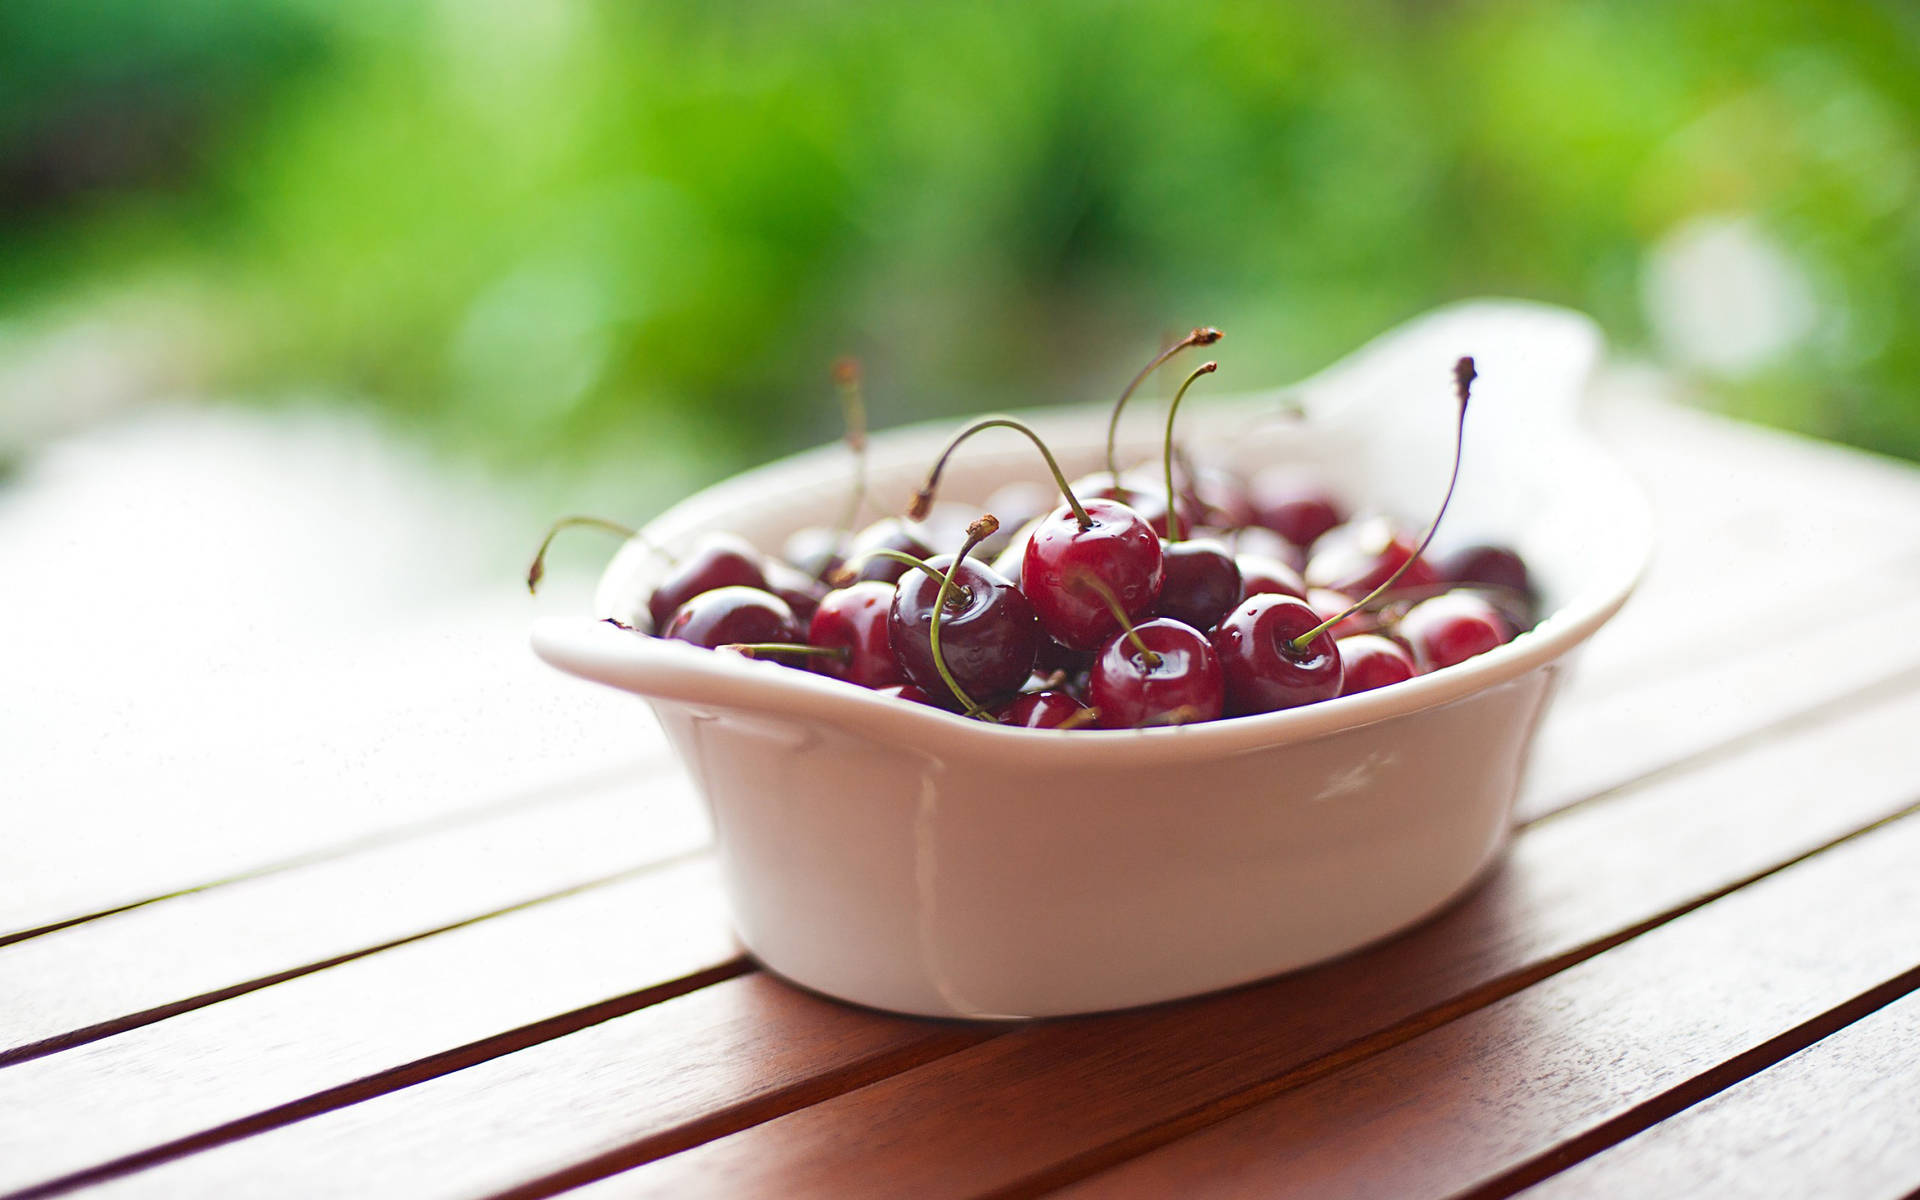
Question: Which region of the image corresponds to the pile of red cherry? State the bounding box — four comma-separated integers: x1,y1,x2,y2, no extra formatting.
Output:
532,335,1537,731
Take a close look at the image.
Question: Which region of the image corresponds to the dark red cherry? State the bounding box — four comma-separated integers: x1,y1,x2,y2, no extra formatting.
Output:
1306,518,1440,596
664,586,798,651
1401,592,1512,671
806,582,906,689
846,518,935,584
1237,554,1308,602
1336,634,1417,695
1210,593,1344,714
1089,618,1224,728
888,555,1040,710
1157,540,1241,631
1249,470,1345,549
1440,543,1533,597
647,534,768,629
993,689,1093,729
877,682,938,706
1022,498,1164,650
764,561,828,626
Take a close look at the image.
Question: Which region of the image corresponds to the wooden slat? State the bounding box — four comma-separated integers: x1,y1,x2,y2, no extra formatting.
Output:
1518,593,1920,821
0,599,667,940
1521,988,1920,1200
0,774,706,1063
1045,814,1920,1199
0,858,739,1197
89,680,1920,1200
35,976,991,1200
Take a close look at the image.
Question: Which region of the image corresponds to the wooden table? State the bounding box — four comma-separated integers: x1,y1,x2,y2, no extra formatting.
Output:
6,389,1920,1199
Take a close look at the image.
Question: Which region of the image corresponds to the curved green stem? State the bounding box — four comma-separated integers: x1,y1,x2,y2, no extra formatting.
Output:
929,517,1001,720
719,643,851,662
527,515,663,594
832,547,958,594
1161,360,1218,543
1105,326,1222,484
1070,568,1160,668
1291,356,1476,652
911,417,1092,529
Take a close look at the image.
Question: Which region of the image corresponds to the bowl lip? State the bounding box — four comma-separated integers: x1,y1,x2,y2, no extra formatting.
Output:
536,299,1652,769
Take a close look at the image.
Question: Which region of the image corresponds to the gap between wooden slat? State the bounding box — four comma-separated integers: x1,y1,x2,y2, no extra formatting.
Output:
3,960,757,1200
980,796,1920,1200
1459,966,1920,1200
0,759,657,949
0,849,702,1069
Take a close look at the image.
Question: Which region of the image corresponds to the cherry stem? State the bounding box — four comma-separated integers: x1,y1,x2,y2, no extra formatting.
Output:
1056,705,1101,731
1291,355,1476,652
831,547,966,600
1069,568,1160,668
1161,360,1218,543
527,515,666,595
911,416,1092,529
832,357,868,538
720,643,850,661
1106,326,1223,484
930,516,1001,721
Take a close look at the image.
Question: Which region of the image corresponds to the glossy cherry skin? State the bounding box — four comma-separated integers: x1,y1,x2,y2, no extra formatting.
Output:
1089,618,1224,728
1306,518,1440,596
806,582,906,688
1336,634,1418,695
1401,592,1512,671
1440,543,1533,597
877,682,938,706
1157,540,1241,632
764,560,828,626
993,689,1091,729
1249,470,1345,549
664,586,798,651
888,555,1041,710
1209,593,1344,714
1022,498,1164,650
1237,553,1308,602
846,518,934,584
647,533,767,629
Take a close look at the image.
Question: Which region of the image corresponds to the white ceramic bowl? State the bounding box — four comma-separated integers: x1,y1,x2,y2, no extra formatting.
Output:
533,300,1650,1019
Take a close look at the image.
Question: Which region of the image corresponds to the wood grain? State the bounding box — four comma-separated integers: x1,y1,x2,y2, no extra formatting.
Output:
0,858,740,1196
344,682,1920,1200
1046,813,1920,1200
1519,987,1920,1200
0,777,707,1062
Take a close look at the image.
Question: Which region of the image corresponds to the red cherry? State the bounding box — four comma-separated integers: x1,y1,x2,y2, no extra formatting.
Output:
1249,469,1346,549
1439,543,1533,597
1022,498,1164,650
1305,518,1440,596
764,560,828,626
664,586,798,651
845,519,935,584
1157,539,1241,631
1069,471,1181,538
877,682,938,706
1336,634,1417,695
648,535,769,629
1237,554,1308,602
1089,618,1224,728
1401,592,1512,671
806,582,906,689
1210,593,1344,714
993,689,1094,729
888,554,1040,711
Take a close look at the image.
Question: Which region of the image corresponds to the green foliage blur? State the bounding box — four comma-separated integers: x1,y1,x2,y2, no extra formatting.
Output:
4,0,1918,498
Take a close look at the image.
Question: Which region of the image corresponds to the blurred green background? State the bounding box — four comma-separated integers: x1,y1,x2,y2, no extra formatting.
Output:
3,0,1917,513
